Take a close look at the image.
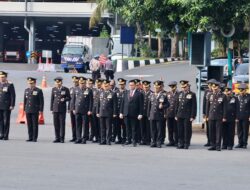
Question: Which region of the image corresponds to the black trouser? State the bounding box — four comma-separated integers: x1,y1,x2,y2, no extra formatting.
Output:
100,117,112,143
104,70,114,81
237,119,249,146
124,117,138,143
92,71,101,82
177,118,192,147
90,113,100,141
0,110,11,139
150,120,163,146
53,112,66,141
70,111,76,140
75,114,88,141
161,119,167,143
113,117,126,142
26,113,39,141
167,117,178,145
222,121,235,148
140,116,151,144
205,120,210,144
209,120,222,148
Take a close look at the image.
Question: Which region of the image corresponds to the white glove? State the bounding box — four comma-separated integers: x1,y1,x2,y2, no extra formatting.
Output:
119,113,124,119
138,115,143,120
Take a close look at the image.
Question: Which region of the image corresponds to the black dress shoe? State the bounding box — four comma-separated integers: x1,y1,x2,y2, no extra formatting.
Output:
81,140,86,144
208,147,216,151
157,144,162,148
227,147,233,150
235,144,243,148
166,143,175,147
3,137,8,140
222,146,227,150
53,139,60,143
99,142,106,145
124,141,131,145
107,141,111,145
204,143,211,147
115,141,122,144
69,139,76,142
216,147,221,151
60,140,64,143
150,144,156,148
184,145,189,149
0,136,4,140
26,139,33,142
242,145,247,149
74,140,82,144
133,142,137,147
177,145,184,149
33,139,37,142
139,142,147,145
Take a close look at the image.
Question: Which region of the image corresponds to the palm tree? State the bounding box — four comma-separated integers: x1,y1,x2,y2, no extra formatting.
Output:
89,0,108,29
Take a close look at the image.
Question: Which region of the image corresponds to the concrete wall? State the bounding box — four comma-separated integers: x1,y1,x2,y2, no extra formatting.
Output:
0,2,111,17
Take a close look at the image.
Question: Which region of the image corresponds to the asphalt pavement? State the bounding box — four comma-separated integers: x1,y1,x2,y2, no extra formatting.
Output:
0,62,249,190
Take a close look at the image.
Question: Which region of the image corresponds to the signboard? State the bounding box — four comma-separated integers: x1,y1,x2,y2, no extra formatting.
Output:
42,50,52,58
120,26,135,44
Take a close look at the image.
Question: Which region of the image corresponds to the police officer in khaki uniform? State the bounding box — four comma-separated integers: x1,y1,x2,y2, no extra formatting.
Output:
71,77,93,144
175,80,197,149
68,76,79,142
90,78,103,142
97,80,117,145
50,77,71,143
113,78,127,144
148,80,169,148
235,83,250,149
166,81,179,146
24,77,44,142
0,71,16,140
140,80,152,145
222,86,238,150
206,80,227,151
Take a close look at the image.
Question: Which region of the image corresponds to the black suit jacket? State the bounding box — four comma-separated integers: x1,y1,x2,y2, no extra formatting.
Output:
50,86,71,113
120,89,143,117
24,87,44,113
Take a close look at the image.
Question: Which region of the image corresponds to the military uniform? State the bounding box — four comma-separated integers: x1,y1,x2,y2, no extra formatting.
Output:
222,90,237,150
206,82,227,151
50,77,70,143
235,84,250,148
120,80,143,146
203,87,212,146
71,78,93,144
176,80,197,149
140,81,152,145
166,81,179,146
97,85,117,145
24,77,44,142
0,71,16,140
148,82,169,148
91,85,102,142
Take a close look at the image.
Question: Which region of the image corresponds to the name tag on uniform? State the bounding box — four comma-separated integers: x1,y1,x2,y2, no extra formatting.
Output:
218,97,223,103
33,91,38,96
3,87,8,92
159,97,164,103
70,90,73,95
230,98,235,103
186,94,192,99
84,90,89,95
107,94,112,99
61,91,66,95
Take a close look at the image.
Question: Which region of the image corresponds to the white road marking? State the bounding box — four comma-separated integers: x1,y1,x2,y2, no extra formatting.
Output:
125,74,153,78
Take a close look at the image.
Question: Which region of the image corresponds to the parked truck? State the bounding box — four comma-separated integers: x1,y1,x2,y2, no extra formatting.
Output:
61,36,109,73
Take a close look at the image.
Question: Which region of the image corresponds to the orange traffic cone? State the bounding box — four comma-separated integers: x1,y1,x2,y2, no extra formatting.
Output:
41,75,48,88
16,103,26,124
39,112,45,125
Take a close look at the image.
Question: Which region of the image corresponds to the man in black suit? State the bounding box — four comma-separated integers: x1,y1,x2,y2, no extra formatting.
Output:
175,80,197,149
0,71,16,140
68,76,79,142
24,77,44,142
71,77,93,144
50,77,71,143
120,79,143,147
97,79,117,145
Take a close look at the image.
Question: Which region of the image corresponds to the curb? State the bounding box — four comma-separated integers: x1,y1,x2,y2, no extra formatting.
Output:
115,57,185,72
